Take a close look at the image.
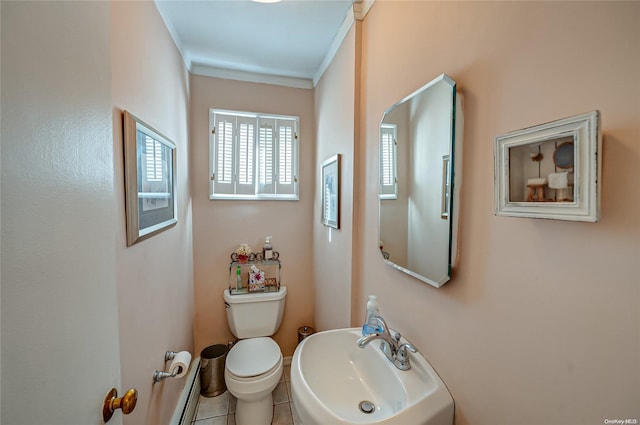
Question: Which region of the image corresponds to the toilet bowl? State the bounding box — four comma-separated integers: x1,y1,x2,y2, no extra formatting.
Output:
224,338,283,425
223,287,287,425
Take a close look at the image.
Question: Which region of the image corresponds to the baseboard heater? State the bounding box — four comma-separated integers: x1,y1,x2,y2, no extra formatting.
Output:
170,356,201,425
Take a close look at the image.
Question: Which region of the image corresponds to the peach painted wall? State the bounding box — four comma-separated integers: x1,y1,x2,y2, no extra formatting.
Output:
190,75,314,358
313,25,358,331
111,2,194,424
354,2,640,424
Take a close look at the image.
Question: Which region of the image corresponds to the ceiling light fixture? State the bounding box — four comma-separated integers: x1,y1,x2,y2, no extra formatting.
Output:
252,0,282,3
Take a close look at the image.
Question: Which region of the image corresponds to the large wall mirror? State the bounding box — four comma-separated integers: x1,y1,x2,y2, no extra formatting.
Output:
378,74,462,288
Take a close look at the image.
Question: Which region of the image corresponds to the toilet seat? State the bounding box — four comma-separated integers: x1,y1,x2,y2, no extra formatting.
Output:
226,337,281,378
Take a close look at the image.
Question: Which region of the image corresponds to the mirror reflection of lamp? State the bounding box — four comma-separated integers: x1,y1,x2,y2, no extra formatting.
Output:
526,145,546,202
529,145,544,162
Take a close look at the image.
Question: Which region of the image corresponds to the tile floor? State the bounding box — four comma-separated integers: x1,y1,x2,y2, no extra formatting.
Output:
192,364,303,425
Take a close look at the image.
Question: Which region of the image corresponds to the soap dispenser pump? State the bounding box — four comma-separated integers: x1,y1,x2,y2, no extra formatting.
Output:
362,295,381,336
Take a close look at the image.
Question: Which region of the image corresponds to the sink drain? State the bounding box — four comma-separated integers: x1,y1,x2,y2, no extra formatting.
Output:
359,400,375,414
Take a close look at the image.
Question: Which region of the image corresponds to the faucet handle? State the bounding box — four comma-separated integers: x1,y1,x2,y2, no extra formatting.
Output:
394,342,418,371
398,342,418,354
389,329,401,344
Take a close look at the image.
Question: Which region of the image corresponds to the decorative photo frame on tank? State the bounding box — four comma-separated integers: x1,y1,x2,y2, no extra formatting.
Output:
494,111,601,222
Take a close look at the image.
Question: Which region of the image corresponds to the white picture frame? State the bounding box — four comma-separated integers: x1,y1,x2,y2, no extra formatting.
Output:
494,111,601,222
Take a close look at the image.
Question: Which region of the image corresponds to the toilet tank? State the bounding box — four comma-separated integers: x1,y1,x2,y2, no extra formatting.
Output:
223,286,287,339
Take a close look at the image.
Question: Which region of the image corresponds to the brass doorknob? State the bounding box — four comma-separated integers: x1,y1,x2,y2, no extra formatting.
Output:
103,387,138,422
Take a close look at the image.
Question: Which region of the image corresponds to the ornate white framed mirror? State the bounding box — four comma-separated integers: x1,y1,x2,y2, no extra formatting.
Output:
494,111,601,222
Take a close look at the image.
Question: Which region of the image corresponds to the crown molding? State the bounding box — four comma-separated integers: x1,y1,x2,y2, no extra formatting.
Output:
191,65,313,89
154,1,191,72
353,0,375,21
312,6,356,86
312,0,375,86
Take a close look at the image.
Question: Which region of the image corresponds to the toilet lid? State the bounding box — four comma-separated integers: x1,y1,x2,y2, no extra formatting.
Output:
226,337,281,378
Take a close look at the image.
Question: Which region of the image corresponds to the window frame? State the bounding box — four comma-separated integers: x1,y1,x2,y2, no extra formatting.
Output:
209,109,300,201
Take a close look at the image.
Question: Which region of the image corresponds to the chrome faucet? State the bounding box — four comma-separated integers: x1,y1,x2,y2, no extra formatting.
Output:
356,315,418,371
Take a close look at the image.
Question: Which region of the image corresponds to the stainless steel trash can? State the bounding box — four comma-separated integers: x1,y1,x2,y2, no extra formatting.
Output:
297,326,315,343
200,344,228,397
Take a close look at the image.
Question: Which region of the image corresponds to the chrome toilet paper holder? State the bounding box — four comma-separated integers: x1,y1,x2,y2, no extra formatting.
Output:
153,351,186,383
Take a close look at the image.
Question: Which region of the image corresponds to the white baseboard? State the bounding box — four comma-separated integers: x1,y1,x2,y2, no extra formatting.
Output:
170,357,201,425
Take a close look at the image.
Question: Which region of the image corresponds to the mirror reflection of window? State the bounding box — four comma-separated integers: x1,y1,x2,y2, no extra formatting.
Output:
380,124,398,199
145,136,164,182
138,132,171,212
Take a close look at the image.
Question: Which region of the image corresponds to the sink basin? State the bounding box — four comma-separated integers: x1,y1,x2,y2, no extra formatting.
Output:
290,328,454,425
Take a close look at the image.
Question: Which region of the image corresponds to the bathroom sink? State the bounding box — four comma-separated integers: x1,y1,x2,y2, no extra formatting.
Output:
290,328,454,425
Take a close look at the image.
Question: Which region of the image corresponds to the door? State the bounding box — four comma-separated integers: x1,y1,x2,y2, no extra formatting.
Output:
1,2,124,424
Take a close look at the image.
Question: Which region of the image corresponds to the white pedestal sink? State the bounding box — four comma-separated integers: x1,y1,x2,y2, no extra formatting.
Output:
290,328,454,425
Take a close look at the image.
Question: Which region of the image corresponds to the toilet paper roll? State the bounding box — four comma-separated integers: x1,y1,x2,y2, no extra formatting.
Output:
170,351,192,379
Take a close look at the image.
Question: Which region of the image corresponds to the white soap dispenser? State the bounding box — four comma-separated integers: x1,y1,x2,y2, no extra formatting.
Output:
362,295,380,336
263,236,273,260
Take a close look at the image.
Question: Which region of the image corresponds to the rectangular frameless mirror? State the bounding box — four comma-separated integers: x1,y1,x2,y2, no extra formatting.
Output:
378,74,462,288
494,111,601,222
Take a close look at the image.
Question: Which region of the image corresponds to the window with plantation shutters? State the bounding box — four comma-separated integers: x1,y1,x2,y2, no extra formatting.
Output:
380,124,398,199
210,109,299,200
145,137,164,182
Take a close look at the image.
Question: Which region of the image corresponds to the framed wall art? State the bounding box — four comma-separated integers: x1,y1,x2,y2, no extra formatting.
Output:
123,111,177,246
494,111,601,222
321,154,341,229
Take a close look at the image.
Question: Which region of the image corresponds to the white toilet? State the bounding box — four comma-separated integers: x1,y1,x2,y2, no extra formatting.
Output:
223,286,287,425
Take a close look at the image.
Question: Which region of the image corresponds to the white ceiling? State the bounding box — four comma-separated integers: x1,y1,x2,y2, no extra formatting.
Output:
154,0,355,87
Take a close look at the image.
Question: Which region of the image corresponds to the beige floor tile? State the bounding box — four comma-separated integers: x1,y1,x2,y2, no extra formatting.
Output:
227,413,236,425
283,364,291,382
193,386,299,425
272,403,294,425
228,393,237,414
273,381,290,404
196,392,230,420
285,381,292,401
193,416,227,425
290,402,304,425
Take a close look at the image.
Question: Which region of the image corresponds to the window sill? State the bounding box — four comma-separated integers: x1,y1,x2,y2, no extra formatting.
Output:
209,194,299,201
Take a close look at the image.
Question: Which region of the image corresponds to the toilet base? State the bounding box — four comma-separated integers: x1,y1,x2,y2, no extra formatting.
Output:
235,393,273,425
225,353,282,425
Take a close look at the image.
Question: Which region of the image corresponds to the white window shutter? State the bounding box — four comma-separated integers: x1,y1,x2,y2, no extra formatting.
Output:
235,117,256,195
276,119,297,195
213,113,236,195
380,124,398,199
257,118,276,195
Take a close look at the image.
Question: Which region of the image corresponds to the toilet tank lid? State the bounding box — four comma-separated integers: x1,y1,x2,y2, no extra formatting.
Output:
227,337,281,378
224,286,287,304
